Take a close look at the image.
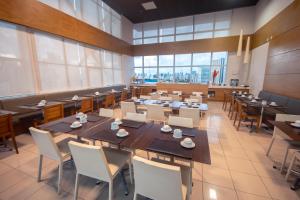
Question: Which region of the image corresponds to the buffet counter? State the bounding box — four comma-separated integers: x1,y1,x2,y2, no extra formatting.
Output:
208,86,250,101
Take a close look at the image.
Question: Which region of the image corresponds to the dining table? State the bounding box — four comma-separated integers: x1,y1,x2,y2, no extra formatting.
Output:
18,101,63,110
0,109,18,116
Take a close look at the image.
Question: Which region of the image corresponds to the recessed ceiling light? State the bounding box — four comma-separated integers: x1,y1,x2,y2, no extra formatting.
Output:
142,1,157,10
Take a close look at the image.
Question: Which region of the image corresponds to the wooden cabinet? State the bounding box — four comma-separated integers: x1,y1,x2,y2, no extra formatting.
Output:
208,87,250,101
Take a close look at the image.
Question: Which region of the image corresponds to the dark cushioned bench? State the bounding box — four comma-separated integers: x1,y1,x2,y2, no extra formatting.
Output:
0,85,126,134
258,90,300,128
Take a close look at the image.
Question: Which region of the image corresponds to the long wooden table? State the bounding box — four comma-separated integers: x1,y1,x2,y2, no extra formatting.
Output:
39,113,211,164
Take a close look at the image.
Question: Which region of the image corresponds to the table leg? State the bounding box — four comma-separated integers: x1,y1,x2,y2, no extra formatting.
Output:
259,106,264,128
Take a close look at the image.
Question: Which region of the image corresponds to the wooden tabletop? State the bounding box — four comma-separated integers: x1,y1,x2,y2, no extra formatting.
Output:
0,109,18,116
39,115,211,164
18,101,63,110
274,121,300,141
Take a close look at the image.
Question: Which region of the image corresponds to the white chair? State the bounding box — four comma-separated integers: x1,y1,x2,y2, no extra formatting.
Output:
189,95,202,103
151,93,161,100
99,108,114,118
132,156,190,200
266,114,300,172
168,94,181,101
192,92,203,96
125,112,147,122
120,101,136,117
285,151,300,180
68,141,132,200
146,104,165,122
179,108,200,127
168,116,193,128
140,95,151,100
184,98,199,103
29,127,75,193
173,91,182,95
157,90,168,94
159,96,172,101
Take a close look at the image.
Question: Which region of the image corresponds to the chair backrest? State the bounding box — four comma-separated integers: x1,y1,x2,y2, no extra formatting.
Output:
168,94,181,101
121,101,136,117
179,108,200,127
29,127,62,161
159,96,172,101
99,108,114,118
80,97,93,113
192,92,203,96
104,94,115,108
172,91,182,95
121,90,128,101
151,93,161,100
140,95,151,100
189,95,202,103
44,104,64,123
275,114,300,122
146,104,165,122
184,98,199,103
168,116,193,128
68,141,112,182
125,112,147,122
133,156,184,200
157,90,168,94
0,114,13,136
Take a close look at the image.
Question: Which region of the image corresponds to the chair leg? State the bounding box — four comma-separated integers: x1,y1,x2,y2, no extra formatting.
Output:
109,181,113,200
11,135,18,154
128,159,133,184
237,117,242,131
37,154,43,182
233,112,238,126
74,173,80,200
266,134,276,156
58,162,63,193
133,192,137,200
285,153,297,180
280,146,290,173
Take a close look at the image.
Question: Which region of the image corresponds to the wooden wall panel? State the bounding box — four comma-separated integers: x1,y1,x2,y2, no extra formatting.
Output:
253,0,300,49
133,35,250,56
0,0,133,55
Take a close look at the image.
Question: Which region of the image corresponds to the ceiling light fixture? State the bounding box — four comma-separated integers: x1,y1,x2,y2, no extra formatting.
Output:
142,1,157,10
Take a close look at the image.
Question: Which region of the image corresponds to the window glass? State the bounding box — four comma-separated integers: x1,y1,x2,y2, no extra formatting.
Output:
0,21,20,59
103,68,113,85
85,45,101,67
143,22,158,37
81,0,99,28
194,32,213,40
194,13,214,32
191,66,210,83
174,67,191,83
64,39,85,66
212,52,228,65
133,24,143,39
134,68,143,79
159,67,173,82
159,19,175,36
144,56,157,67
144,68,158,83
88,68,102,87
143,37,158,44
193,53,211,66
175,34,193,41
159,36,174,43
68,66,87,89
214,30,229,38
159,55,173,66
215,10,231,30
175,54,191,66
134,39,143,45
134,56,143,67
111,15,121,38
60,0,81,18
176,16,193,34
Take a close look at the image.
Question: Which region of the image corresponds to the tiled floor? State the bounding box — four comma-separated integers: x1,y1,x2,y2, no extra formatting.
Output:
0,102,300,200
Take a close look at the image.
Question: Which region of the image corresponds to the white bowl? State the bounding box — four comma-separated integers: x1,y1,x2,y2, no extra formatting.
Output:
180,140,195,148
161,126,172,132
116,129,129,137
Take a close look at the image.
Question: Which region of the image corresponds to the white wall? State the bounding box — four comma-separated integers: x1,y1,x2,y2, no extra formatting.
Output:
255,0,294,31
226,53,250,85
248,42,269,96
230,6,255,35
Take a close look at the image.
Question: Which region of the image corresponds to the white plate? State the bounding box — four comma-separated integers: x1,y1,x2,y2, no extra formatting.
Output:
114,121,122,125
270,103,278,106
161,127,172,133
291,123,300,128
180,141,195,149
70,124,82,129
116,131,129,137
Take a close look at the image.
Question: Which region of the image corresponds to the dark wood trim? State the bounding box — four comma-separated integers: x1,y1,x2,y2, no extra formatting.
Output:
133,35,251,56
0,0,133,55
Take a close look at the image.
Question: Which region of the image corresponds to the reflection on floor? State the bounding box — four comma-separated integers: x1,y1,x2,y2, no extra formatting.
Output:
0,102,299,200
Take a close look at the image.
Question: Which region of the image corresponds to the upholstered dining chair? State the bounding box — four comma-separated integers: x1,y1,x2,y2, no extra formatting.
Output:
68,141,132,200
172,91,182,95
189,95,202,103
266,114,300,173
29,127,76,193
236,100,260,132
99,108,114,118
125,112,147,122
103,94,115,108
151,93,161,100
0,114,18,154
159,96,172,101
179,108,200,127
121,89,128,101
146,104,165,122
132,156,190,200
168,116,193,128
80,97,93,113
120,101,136,118
168,94,181,101
140,95,151,100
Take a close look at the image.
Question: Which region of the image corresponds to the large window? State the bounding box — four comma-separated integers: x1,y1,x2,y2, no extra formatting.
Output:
133,52,228,84
0,21,125,98
133,10,232,45
39,0,122,39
